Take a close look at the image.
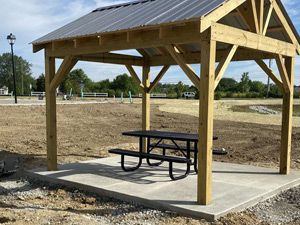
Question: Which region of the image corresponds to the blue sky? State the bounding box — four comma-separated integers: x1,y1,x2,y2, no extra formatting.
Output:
0,0,299,85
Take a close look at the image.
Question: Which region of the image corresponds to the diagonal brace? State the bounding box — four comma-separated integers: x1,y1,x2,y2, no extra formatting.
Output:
214,45,238,89
125,65,145,91
50,56,78,91
255,59,283,90
148,66,170,92
275,55,291,93
165,45,200,88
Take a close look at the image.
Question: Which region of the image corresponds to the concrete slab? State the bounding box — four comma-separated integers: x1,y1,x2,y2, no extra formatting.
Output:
27,157,300,221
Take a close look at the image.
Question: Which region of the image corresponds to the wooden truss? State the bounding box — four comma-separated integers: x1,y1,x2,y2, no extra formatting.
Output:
36,0,299,206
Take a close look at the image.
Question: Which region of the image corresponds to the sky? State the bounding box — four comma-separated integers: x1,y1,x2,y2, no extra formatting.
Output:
0,0,299,85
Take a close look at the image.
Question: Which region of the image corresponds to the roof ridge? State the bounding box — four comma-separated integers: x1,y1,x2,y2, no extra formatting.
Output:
92,0,154,12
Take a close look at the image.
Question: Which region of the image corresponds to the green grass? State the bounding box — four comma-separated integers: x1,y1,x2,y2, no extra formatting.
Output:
231,104,300,117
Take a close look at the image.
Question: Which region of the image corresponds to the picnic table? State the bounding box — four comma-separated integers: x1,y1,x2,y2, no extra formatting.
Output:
109,130,224,180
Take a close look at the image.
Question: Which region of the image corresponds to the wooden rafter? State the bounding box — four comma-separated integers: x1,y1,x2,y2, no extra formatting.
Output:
125,65,145,91
275,55,291,93
165,45,200,88
248,0,260,33
137,49,151,58
200,0,247,32
272,0,300,54
211,23,296,57
255,59,283,89
214,45,238,89
258,0,264,34
263,3,274,35
50,56,78,91
74,52,144,66
148,66,170,92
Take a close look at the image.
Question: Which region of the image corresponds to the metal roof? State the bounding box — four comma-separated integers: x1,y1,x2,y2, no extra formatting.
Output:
32,0,225,44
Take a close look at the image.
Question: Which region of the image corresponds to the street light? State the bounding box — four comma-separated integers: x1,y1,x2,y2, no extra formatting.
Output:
7,33,17,104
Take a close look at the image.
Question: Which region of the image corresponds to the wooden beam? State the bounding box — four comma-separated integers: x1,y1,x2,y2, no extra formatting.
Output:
44,22,204,57
248,0,260,33
125,65,145,91
74,52,144,66
149,48,274,66
259,0,265,34
275,55,291,93
148,66,170,92
280,57,295,174
142,65,151,152
200,0,247,32
255,59,283,89
215,45,238,89
272,0,300,54
263,3,274,35
50,56,77,91
165,45,200,88
198,36,216,205
211,22,296,57
45,50,57,171
137,49,151,58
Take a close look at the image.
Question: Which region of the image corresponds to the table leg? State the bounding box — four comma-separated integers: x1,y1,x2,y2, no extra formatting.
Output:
194,141,198,173
146,137,164,167
186,141,191,174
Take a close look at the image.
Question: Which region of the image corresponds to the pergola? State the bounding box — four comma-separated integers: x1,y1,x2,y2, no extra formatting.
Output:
32,0,300,205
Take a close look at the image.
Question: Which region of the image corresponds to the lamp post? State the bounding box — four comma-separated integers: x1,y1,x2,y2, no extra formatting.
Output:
7,33,17,104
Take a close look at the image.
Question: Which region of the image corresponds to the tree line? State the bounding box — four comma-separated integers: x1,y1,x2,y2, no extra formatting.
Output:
0,53,299,99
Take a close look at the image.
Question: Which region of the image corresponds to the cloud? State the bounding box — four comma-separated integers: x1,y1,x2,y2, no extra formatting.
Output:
0,0,299,84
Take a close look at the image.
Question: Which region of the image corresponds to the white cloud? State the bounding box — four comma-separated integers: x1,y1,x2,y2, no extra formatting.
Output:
0,0,299,84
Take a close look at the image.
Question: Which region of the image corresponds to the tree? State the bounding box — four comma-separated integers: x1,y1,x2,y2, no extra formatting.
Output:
111,73,139,96
175,81,186,98
238,72,251,93
216,78,238,92
0,53,35,95
35,74,45,92
250,81,266,94
59,69,93,94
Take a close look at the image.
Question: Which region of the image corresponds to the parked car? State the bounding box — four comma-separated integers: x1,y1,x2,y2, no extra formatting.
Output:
182,92,196,99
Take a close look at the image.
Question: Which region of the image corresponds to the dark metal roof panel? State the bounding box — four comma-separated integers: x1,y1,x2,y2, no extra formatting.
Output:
32,0,225,44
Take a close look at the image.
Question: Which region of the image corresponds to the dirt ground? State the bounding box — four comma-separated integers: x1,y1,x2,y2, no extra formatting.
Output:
0,100,300,224
0,101,299,170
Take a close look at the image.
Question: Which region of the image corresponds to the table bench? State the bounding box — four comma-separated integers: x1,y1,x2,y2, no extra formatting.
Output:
109,149,192,180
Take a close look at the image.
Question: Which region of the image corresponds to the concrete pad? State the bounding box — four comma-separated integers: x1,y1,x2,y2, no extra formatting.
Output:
27,157,300,221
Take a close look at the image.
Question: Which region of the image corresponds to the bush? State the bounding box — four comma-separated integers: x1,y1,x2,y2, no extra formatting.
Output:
214,92,222,100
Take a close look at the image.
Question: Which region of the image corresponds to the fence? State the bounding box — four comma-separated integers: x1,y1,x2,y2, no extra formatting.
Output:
82,92,109,97
31,92,46,96
138,93,167,98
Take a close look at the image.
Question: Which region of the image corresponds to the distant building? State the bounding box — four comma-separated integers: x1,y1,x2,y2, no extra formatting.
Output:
0,86,9,95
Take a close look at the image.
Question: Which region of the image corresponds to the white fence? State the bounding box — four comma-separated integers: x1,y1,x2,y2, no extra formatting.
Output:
82,92,108,98
138,93,167,98
31,92,46,96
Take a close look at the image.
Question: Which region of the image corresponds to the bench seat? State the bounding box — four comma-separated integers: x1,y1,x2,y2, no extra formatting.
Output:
109,149,191,180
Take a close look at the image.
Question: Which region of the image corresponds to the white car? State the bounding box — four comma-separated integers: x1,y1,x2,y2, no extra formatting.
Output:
183,92,196,99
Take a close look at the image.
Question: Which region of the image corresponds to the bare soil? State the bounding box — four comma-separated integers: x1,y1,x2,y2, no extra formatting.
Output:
0,102,299,170
0,101,300,225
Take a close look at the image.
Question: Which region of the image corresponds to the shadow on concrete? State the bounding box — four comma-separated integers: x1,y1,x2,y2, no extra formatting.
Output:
39,160,192,185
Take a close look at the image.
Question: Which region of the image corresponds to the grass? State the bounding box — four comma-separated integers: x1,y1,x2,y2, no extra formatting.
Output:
231,104,300,117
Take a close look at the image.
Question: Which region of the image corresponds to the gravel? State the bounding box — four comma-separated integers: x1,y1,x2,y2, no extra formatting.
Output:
0,173,299,225
249,106,279,115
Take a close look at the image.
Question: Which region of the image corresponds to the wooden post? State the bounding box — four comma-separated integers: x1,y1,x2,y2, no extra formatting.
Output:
280,57,295,174
198,34,216,205
45,50,58,171
142,65,151,152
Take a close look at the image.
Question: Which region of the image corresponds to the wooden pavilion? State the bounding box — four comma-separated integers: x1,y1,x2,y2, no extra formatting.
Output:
32,0,300,205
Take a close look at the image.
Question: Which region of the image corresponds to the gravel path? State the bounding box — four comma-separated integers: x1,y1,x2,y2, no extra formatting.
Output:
0,173,299,225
